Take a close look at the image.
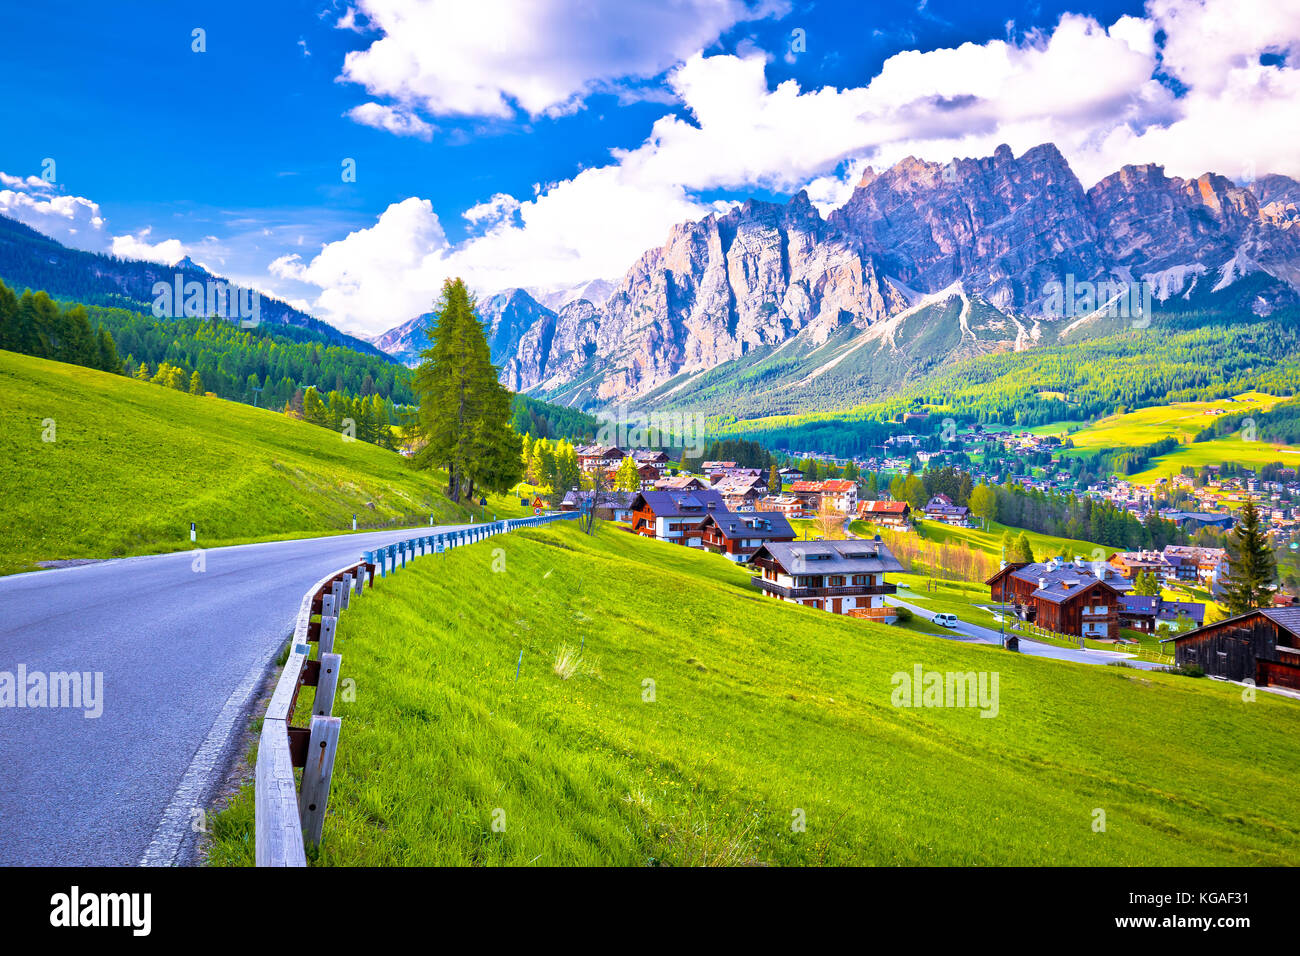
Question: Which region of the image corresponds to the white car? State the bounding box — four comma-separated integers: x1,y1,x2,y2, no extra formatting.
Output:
933,613,960,628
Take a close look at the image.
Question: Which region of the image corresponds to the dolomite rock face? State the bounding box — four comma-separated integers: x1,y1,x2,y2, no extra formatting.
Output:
369,146,1300,406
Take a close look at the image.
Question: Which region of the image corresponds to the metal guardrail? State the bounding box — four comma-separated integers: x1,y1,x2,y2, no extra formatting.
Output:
254,510,579,867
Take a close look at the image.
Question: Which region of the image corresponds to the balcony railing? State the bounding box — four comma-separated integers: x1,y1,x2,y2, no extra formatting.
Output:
751,577,897,599
848,606,898,622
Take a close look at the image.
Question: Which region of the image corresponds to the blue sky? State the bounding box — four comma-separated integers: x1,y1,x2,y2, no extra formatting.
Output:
1,0,1296,335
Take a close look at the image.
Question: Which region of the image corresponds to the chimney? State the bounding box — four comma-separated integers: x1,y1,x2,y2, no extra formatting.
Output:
1038,577,1048,590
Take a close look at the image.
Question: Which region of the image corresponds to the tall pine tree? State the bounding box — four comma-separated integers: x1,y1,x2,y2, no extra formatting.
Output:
413,278,522,502
1221,497,1276,615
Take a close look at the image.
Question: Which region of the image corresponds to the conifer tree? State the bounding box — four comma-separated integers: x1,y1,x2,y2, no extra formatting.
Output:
1221,497,1276,615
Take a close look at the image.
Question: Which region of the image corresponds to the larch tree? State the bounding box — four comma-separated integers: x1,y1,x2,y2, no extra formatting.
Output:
1221,497,1276,615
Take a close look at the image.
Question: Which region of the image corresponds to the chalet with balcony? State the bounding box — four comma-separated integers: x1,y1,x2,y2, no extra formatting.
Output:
750,539,903,622
757,494,805,517
560,490,636,521
857,499,911,528
986,558,1124,638
1108,550,1172,580
1164,607,1300,690
699,511,795,562
629,489,727,548
632,449,672,473
820,479,859,514
576,444,626,473
922,493,970,526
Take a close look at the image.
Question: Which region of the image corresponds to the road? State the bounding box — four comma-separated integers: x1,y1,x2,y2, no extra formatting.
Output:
0,521,478,866
886,595,1165,670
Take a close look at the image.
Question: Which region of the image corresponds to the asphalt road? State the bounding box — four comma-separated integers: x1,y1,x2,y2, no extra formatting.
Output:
886,595,1165,670
0,522,476,866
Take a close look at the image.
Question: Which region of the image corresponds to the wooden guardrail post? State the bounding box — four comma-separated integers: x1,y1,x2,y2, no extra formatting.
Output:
313,652,342,717
299,715,342,850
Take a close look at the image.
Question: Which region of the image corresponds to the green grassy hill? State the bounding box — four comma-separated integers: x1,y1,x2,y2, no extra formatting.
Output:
208,521,1300,866
0,349,522,574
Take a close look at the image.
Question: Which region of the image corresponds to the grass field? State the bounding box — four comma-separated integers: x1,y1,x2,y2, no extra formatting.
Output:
207,521,1300,866
853,517,1109,565
0,350,526,575
1047,391,1286,455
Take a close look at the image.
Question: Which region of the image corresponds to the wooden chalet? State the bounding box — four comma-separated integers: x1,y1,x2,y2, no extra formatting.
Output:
922,493,970,526
750,539,903,621
857,499,911,528
575,444,626,473
986,558,1123,638
629,489,727,548
699,511,795,562
1165,607,1300,689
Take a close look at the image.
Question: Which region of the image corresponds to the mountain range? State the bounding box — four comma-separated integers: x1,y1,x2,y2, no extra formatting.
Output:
370,142,1300,416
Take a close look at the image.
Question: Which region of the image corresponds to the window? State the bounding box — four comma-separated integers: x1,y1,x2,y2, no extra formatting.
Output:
829,576,846,587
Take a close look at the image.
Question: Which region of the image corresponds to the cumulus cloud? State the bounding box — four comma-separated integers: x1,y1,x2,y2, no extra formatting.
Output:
109,228,188,266
339,0,788,119
0,172,190,265
345,102,434,140
283,0,1300,334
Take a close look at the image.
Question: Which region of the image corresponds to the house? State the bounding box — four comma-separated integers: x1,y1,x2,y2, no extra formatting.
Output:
1162,545,1229,589
629,489,728,548
789,480,825,509
922,494,970,526
701,460,737,472
857,500,911,528
699,511,795,562
778,466,804,484
1108,550,1172,580
560,490,636,521
1117,595,1206,634
632,449,672,473
576,444,626,473
713,474,766,512
757,494,805,518
655,474,708,491
750,539,903,621
820,479,859,514
1165,607,1300,689
986,557,1124,638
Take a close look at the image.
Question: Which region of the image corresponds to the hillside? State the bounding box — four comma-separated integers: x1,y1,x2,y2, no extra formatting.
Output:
207,521,1300,866
0,349,517,575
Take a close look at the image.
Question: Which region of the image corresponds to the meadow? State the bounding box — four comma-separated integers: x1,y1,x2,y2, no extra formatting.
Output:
207,521,1300,866
0,350,524,574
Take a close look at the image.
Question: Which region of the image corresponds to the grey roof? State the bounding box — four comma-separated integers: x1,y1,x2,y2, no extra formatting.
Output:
632,489,727,517
1164,604,1298,643
753,539,904,574
1010,562,1120,604
703,511,795,541
1120,594,1158,614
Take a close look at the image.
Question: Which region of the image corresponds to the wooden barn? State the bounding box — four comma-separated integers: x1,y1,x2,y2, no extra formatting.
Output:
1164,607,1300,690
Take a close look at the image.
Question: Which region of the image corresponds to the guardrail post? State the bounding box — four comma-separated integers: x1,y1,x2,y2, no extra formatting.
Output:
331,578,345,611
320,593,338,654
340,574,353,609
313,652,342,717
299,715,341,850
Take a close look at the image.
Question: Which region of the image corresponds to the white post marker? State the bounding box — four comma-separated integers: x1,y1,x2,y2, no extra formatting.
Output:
190,522,196,543
352,514,357,531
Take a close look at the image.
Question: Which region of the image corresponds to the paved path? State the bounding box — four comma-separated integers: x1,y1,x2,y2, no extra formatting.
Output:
0,522,476,866
886,595,1165,670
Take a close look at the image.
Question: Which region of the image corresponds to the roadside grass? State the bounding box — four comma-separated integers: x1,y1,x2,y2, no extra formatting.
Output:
0,350,526,574
208,522,1300,865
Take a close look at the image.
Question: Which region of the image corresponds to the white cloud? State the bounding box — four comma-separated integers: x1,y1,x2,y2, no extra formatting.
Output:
0,184,106,247
109,228,188,266
339,0,788,119
345,102,434,140
1,172,193,266
282,0,1300,336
